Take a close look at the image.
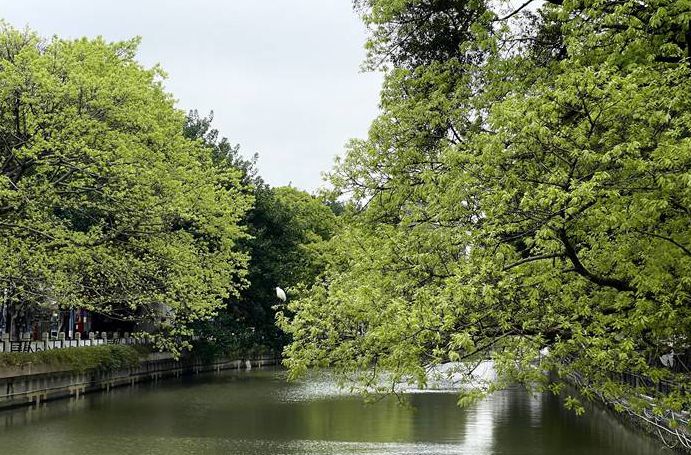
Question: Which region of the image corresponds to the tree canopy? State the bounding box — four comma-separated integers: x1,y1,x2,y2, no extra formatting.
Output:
195,182,340,356
0,24,252,347
281,0,691,421
182,110,339,355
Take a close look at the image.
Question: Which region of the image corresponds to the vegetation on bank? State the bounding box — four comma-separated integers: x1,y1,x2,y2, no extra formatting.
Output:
0,345,144,373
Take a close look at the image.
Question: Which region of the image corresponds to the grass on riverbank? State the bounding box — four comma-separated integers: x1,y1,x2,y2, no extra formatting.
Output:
0,344,146,373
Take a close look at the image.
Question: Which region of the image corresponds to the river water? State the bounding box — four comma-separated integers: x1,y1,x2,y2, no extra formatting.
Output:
0,367,665,454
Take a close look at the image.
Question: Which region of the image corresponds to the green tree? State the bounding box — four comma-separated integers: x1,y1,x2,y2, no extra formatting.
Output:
0,24,252,348
280,0,691,421
183,109,260,188
193,184,339,355
183,110,339,353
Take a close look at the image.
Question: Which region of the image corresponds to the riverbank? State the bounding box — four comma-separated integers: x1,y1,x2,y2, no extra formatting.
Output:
564,370,691,453
596,392,691,454
0,346,278,409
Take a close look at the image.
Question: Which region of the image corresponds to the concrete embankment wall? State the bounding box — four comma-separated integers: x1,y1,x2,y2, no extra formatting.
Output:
562,371,691,453
0,353,279,410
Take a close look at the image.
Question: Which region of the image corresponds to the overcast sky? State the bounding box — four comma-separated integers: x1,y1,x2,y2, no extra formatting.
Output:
0,0,383,192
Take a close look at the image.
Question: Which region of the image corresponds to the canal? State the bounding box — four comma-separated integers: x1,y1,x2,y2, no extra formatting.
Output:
0,367,665,454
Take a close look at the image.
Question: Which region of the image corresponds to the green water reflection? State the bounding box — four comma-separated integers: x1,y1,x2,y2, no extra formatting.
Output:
0,368,666,454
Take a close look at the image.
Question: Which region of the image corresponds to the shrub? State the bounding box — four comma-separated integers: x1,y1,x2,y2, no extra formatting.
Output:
0,345,143,373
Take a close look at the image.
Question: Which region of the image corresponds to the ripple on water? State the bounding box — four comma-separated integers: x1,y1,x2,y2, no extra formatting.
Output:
276,361,497,402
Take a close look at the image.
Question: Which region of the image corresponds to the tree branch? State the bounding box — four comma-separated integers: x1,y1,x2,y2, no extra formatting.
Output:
635,230,691,257
503,253,564,271
495,0,536,22
557,229,635,292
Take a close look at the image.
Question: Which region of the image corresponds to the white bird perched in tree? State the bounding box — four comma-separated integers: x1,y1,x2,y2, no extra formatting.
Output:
275,286,287,302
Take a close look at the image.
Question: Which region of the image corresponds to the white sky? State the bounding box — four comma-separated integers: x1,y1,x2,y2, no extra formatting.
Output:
0,0,383,192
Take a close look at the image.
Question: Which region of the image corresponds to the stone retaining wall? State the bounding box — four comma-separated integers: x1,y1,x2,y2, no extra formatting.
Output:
0,353,278,409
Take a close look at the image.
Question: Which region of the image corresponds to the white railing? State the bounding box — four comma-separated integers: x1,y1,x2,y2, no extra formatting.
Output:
0,333,146,353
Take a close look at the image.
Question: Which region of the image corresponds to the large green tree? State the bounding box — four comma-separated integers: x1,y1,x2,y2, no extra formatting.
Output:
281,0,691,430
242,185,339,347
183,110,339,354
194,183,340,355
0,24,252,346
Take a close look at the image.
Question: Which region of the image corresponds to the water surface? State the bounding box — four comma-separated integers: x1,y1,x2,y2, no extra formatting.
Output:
0,368,665,454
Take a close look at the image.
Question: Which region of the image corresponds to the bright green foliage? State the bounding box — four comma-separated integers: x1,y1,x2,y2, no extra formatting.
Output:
183,109,260,188
0,24,252,346
281,0,691,416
